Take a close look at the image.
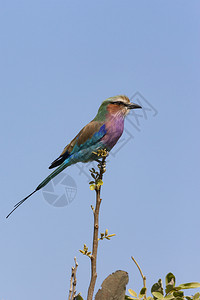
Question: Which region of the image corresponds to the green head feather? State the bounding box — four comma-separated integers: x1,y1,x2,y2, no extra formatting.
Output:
93,95,129,121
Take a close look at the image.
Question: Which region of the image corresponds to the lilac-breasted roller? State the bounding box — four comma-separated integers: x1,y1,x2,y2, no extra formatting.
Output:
7,95,142,218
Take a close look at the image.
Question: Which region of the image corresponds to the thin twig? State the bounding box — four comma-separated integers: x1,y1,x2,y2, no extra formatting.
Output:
131,256,147,299
87,156,107,300
72,257,78,299
68,266,74,300
68,257,78,300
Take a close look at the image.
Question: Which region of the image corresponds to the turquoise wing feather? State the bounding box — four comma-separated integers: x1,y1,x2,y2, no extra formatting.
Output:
49,121,106,169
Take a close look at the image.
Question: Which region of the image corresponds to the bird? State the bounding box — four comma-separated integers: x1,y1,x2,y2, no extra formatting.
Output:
6,95,142,218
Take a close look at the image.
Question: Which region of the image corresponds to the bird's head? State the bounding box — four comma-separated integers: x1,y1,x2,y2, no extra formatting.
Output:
94,95,142,120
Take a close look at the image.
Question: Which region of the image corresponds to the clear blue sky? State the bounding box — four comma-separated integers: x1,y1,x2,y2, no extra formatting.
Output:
1,1,200,299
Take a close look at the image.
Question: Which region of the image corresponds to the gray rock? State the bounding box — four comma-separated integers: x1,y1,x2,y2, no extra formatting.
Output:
95,270,129,300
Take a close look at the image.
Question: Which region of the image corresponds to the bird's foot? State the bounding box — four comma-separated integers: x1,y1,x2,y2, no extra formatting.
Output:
92,149,109,158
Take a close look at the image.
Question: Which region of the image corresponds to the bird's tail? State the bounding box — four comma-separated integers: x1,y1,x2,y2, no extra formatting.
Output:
6,160,70,218
36,160,69,191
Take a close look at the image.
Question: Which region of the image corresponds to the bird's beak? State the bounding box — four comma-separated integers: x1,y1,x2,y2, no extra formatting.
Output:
127,103,142,109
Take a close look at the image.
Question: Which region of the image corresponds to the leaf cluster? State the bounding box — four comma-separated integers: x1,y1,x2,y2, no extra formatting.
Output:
98,229,116,241
126,273,200,300
89,168,104,191
79,244,91,258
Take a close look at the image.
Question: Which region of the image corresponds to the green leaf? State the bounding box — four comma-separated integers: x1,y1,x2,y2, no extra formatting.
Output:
152,292,164,299
177,283,200,290
128,289,137,298
151,281,164,295
89,184,96,191
107,234,116,238
139,287,147,296
173,291,184,298
166,273,176,287
97,179,103,186
164,294,174,300
165,284,175,295
74,294,84,300
125,296,135,300
128,289,137,297
89,181,95,184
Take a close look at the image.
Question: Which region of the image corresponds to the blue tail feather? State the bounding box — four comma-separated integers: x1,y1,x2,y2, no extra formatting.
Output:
36,160,70,190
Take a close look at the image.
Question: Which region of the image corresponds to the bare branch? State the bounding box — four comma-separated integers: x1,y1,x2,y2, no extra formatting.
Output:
68,257,78,300
131,256,147,299
87,154,107,300
68,267,73,300
72,257,78,299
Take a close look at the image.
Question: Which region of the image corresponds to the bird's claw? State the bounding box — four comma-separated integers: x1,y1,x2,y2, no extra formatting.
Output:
92,149,109,158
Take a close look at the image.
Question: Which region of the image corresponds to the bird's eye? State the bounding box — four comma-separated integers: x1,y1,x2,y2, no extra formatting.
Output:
112,101,124,105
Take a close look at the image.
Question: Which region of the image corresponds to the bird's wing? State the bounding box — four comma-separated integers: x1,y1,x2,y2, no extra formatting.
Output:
49,120,106,169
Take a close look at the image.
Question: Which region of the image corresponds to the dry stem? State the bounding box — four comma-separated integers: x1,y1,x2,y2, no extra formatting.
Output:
68,257,78,300
131,256,146,299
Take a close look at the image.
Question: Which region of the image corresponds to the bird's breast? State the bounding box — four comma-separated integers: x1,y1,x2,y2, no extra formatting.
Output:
102,115,124,150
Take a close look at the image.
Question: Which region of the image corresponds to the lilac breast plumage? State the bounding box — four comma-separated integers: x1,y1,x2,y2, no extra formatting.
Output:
102,115,124,150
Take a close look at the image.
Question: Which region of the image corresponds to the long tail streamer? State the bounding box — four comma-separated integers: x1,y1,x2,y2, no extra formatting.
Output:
6,190,37,218
6,160,69,218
